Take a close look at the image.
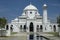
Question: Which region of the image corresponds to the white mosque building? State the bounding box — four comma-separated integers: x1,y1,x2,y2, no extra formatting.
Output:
6,4,58,33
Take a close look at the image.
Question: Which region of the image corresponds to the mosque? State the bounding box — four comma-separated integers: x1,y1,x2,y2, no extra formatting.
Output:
6,3,58,34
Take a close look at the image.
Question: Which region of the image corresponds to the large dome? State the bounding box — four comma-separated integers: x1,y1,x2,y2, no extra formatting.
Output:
24,4,38,10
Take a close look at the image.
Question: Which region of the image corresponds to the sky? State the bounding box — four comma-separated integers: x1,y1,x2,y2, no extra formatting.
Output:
0,0,60,22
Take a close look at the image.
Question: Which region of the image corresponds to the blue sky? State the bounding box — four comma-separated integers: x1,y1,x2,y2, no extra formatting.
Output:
0,0,60,22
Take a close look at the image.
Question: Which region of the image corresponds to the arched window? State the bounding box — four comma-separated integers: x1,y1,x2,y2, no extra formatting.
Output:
6,25,9,30
30,12,32,14
25,11,26,14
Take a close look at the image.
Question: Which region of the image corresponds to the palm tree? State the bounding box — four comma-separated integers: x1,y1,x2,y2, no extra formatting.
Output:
0,17,7,36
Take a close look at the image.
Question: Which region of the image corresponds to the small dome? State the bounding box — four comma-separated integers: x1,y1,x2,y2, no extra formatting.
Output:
14,18,18,20
24,4,38,10
22,12,25,15
43,4,47,7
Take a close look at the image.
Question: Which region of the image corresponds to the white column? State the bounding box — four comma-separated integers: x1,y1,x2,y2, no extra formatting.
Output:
43,4,48,32
27,21,29,32
43,4,47,24
56,25,58,32
6,25,11,36
34,21,36,32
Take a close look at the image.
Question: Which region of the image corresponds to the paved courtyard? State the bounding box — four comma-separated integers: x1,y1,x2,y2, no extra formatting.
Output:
0,36,27,40
0,32,27,40
0,32,60,40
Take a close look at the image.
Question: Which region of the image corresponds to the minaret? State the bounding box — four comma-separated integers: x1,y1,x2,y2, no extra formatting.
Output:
43,4,48,32
43,4,47,24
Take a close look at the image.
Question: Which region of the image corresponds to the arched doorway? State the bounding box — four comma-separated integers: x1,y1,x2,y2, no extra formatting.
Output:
37,25,39,32
20,25,22,32
24,25,26,32
29,22,34,32
6,25,9,30
10,25,13,32
53,25,56,32
40,25,43,32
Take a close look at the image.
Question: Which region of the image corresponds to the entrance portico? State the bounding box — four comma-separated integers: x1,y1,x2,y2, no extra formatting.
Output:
29,22,34,32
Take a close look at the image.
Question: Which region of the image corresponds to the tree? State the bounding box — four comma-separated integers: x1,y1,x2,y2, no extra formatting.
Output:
57,15,60,36
57,15,60,27
0,17,7,28
0,17,7,36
